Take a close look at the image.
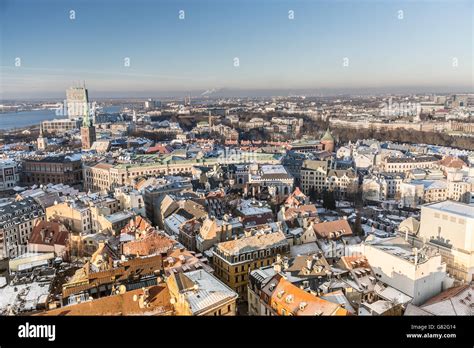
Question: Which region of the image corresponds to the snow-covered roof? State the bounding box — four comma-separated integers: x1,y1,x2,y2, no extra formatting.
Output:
423,201,474,219
181,270,238,315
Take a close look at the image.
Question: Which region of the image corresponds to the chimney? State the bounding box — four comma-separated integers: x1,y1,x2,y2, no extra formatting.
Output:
276,254,281,263
283,257,289,270
405,230,408,241
306,258,312,271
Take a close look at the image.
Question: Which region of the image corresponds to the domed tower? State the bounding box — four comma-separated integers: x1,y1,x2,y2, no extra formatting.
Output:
320,128,335,153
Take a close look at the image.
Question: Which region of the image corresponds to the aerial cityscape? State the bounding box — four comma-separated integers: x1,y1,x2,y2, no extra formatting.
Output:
0,0,473,326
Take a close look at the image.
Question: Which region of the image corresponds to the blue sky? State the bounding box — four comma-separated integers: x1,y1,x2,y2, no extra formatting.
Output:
0,0,473,98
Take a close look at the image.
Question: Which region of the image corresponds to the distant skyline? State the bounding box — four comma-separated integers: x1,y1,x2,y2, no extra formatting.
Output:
1,0,473,99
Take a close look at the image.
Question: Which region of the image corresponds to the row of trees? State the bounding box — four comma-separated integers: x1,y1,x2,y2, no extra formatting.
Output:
129,130,177,142
333,126,474,151
300,114,474,151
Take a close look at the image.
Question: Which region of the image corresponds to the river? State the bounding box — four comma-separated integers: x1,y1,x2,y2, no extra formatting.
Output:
0,106,123,130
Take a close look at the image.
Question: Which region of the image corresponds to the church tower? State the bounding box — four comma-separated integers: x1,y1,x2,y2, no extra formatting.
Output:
37,123,48,151
320,128,335,153
81,102,96,150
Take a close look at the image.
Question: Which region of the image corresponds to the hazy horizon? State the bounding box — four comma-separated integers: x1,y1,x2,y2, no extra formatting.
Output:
2,86,474,102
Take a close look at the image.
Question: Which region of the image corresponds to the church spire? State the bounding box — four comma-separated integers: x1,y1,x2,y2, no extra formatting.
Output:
82,101,90,127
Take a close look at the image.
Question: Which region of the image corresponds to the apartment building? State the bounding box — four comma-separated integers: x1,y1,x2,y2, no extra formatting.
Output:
166,270,238,316
417,201,474,282
0,198,45,259
46,200,92,235
212,231,289,301
383,156,438,174
83,163,114,192
363,237,447,305
326,169,358,199
41,119,82,134
300,159,357,199
300,160,329,194
0,159,19,191
21,154,83,187
195,216,242,253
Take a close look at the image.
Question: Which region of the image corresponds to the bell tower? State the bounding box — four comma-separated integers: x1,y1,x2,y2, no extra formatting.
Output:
37,123,48,151
81,100,96,150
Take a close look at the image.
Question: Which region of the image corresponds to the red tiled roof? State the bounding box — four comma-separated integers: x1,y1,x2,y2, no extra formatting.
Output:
438,156,467,169
41,284,173,316
123,232,175,257
284,205,318,220
339,255,369,270
28,220,69,246
313,219,353,239
269,275,349,316
422,285,471,306
146,144,171,154
121,215,155,236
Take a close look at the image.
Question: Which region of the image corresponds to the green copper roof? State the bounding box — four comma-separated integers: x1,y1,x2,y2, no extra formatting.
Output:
321,128,334,142
82,102,91,127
